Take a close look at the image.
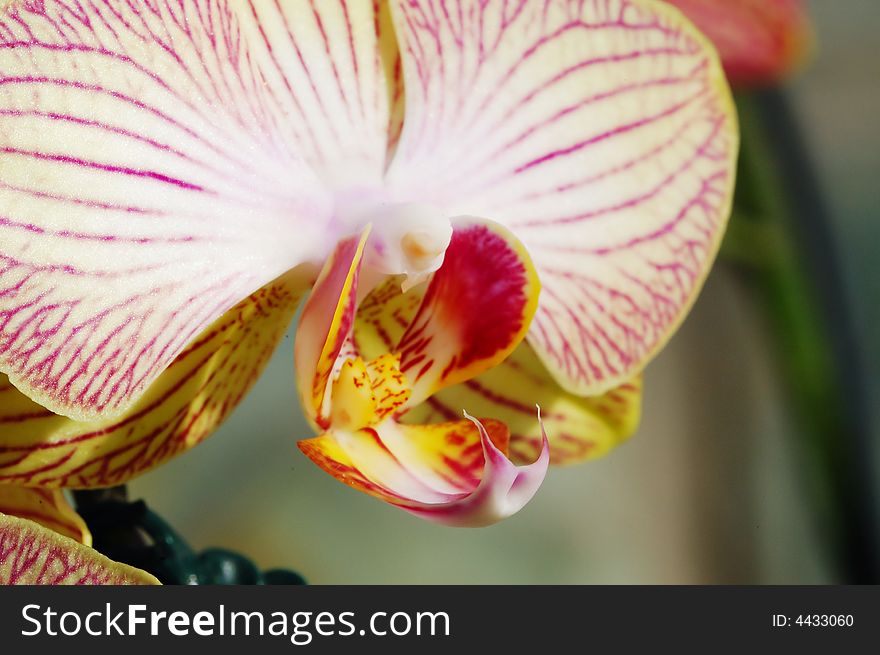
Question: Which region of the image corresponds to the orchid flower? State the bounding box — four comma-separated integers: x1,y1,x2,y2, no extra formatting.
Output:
665,0,813,87
0,0,737,568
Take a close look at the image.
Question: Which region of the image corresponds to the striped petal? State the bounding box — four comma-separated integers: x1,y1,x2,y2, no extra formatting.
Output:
0,486,90,544
0,0,400,420
0,274,303,488
384,0,738,396
298,415,549,527
408,343,643,466
243,0,398,186
0,512,158,585
665,0,813,86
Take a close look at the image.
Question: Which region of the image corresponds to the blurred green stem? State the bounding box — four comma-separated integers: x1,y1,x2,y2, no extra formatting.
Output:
720,92,878,583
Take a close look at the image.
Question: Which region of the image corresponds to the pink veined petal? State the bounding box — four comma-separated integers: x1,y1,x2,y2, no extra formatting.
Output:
384,0,738,395
0,1,396,420
0,274,306,488
0,512,158,584
242,0,398,186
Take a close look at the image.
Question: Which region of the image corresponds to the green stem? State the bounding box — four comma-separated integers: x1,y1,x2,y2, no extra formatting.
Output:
720,91,878,582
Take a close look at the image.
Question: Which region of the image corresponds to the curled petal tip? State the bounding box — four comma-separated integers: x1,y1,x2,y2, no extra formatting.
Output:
300,416,549,529
407,414,550,528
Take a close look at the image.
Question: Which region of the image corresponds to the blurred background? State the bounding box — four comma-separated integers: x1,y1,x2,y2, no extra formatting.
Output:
130,0,879,584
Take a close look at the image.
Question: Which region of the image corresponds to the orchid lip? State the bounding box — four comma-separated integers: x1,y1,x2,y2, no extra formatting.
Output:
297,218,546,526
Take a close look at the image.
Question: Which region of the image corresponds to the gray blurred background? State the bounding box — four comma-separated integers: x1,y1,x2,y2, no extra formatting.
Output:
130,0,879,584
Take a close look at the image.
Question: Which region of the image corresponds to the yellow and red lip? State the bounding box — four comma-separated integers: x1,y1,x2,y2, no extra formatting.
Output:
295,220,549,526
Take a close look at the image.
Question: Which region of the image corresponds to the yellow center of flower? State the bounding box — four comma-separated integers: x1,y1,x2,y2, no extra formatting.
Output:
329,353,412,432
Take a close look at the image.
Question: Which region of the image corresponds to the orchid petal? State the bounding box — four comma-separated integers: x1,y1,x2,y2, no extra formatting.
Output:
390,220,539,406
0,274,303,488
295,229,371,429
665,0,813,86
243,0,399,185
0,512,158,584
298,415,549,527
0,486,90,544
408,343,642,466
385,0,738,396
0,0,407,419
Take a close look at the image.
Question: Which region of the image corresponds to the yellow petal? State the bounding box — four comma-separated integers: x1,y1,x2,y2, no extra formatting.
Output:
406,342,642,466
0,512,158,585
0,273,304,487
0,486,90,545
